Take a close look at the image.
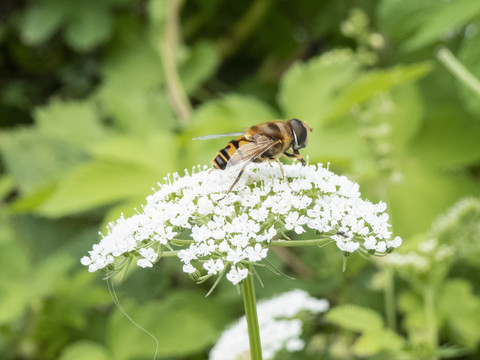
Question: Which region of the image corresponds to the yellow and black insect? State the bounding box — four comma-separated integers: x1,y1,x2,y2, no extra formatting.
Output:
195,118,312,197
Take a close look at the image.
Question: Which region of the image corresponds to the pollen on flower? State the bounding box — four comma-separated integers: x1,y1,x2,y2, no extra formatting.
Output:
81,162,402,284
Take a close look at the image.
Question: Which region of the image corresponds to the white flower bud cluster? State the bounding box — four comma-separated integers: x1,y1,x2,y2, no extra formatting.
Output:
385,238,454,274
209,289,329,360
81,162,402,284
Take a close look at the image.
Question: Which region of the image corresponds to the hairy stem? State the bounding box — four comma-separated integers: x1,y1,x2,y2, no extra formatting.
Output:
437,47,480,98
161,0,192,126
242,267,263,360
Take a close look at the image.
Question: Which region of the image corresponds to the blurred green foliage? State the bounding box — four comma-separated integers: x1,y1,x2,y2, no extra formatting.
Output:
1,0,480,359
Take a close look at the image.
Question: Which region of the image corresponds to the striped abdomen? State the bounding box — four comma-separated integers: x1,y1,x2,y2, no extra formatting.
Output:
212,136,249,170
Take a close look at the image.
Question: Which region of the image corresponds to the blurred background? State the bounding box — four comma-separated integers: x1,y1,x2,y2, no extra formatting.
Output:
1,0,480,359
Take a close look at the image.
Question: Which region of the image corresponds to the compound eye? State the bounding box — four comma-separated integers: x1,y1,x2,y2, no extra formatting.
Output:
290,118,308,150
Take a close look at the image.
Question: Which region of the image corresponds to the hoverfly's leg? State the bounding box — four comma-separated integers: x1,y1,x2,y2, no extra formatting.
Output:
275,159,293,191
284,151,306,166
297,155,306,166
217,162,250,201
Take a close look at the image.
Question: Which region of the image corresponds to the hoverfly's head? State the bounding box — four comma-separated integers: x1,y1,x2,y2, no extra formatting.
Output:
289,118,312,151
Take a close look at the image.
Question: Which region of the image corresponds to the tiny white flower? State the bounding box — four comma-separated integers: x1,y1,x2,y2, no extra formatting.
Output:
178,246,198,263
256,226,277,243
249,207,269,222
197,240,217,256
230,234,250,248
375,241,387,252
245,244,268,262
137,259,154,268
226,266,249,285
387,236,402,248
285,212,308,234
226,247,247,264
183,263,196,274
197,196,215,215
203,259,225,275
80,256,91,266
218,240,231,253
364,235,377,250
139,247,158,262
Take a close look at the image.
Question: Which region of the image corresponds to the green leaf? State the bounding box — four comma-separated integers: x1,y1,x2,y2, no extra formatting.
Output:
305,115,369,165
98,18,171,134
91,133,176,169
438,279,480,348
410,103,480,168
378,0,440,43
388,83,425,154
190,94,278,133
59,341,110,360
0,175,14,199
403,0,480,51
180,41,219,94
63,5,113,51
54,271,111,330
324,62,432,123
21,0,67,45
0,129,88,194
36,159,164,217
326,304,384,332
108,290,230,359
388,161,480,238
278,49,360,124
0,212,30,287
99,87,176,135
458,23,480,115
355,328,405,356
0,252,74,324
10,184,56,213
35,99,108,149
100,18,164,91
398,291,426,338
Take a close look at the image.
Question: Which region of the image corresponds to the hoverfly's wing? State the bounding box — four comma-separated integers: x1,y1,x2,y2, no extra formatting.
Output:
226,135,280,170
193,132,244,140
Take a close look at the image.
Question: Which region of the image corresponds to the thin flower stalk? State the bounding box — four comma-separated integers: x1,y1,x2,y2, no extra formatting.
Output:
242,268,263,360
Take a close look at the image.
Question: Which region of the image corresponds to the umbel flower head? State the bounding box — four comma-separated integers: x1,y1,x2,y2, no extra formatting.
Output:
81,162,402,285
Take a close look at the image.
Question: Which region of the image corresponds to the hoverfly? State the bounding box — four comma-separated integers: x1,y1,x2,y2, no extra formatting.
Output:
194,118,312,199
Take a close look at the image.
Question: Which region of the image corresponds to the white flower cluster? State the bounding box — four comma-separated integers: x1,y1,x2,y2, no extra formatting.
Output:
385,238,454,274
209,289,329,360
81,162,402,284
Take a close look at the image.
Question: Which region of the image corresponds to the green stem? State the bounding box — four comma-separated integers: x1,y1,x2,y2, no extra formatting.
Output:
171,239,195,245
159,251,179,257
161,0,192,126
216,0,273,59
384,267,397,331
437,47,480,98
241,267,263,360
423,285,439,360
269,238,332,247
